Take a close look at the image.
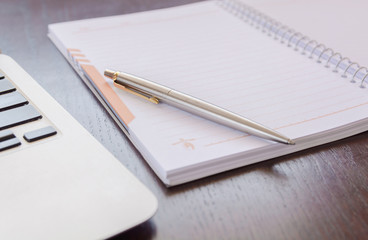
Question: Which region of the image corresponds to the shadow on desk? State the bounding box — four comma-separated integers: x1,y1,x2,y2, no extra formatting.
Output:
108,220,156,240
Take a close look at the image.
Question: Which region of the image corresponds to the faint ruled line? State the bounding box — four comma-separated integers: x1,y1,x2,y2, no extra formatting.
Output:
72,10,219,34
205,135,248,147
276,101,368,130
205,101,368,147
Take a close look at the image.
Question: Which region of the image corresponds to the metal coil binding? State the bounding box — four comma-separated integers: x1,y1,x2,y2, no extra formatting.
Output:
352,67,367,83
274,25,287,40
317,48,333,63
361,73,368,88
334,57,350,73
325,52,342,68
295,36,309,51
281,29,294,44
217,0,368,88
302,40,317,55
310,44,326,59
287,32,302,47
342,62,359,78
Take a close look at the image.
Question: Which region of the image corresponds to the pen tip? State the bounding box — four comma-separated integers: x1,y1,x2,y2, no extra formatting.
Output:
287,139,295,145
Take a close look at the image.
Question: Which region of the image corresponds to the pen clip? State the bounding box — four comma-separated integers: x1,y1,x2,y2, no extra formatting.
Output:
113,80,160,104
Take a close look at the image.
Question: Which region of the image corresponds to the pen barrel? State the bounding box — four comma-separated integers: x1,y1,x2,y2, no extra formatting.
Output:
115,71,172,96
107,70,292,144
161,90,291,144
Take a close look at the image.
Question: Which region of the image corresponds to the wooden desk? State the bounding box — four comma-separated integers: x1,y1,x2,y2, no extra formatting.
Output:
1,0,367,239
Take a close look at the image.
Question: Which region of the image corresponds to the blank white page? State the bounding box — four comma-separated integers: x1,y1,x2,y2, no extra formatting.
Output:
49,1,368,176
241,0,368,67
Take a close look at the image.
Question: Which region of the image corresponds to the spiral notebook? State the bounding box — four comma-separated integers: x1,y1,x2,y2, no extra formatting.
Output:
48,0,368,186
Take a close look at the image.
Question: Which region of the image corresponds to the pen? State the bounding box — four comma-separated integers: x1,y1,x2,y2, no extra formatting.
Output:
104,69,294,145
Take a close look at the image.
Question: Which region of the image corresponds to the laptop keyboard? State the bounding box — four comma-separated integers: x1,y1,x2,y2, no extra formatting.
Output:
0,73,57,152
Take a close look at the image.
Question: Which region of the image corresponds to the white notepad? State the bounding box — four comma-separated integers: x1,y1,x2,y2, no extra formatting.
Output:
48,0,368,186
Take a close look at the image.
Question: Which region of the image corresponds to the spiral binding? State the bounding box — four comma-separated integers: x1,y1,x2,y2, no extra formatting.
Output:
217,0,368,88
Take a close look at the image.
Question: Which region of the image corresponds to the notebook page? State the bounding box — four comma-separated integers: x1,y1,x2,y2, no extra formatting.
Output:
240,0,368,67
49,1,368,174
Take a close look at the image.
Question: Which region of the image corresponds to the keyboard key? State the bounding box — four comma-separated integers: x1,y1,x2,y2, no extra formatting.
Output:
0,105,42,131
24,126,57,142
0,137,21,152
0,130,15,142
0,79,16,95
0,91,28,111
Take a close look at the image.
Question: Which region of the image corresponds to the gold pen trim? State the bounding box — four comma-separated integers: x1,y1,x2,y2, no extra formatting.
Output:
113,80,160,104
112,71,120,81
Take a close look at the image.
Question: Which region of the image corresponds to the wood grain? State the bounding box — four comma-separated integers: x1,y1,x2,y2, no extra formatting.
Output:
1,0,368,239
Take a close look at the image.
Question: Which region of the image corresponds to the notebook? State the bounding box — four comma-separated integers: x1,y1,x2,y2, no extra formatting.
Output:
48,0,368,186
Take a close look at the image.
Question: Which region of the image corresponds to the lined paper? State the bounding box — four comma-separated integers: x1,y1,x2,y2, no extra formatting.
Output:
49,1,368,184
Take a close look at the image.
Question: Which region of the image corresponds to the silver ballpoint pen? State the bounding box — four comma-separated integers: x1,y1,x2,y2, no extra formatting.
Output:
104,69,294,145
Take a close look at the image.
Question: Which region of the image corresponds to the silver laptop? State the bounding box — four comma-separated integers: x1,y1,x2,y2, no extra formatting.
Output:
0,54,157,239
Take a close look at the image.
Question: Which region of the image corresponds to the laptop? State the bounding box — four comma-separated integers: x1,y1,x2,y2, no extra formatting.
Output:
0,53,157,239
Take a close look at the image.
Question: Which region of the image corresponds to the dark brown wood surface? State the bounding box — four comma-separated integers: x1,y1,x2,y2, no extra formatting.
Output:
1,0,368,239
